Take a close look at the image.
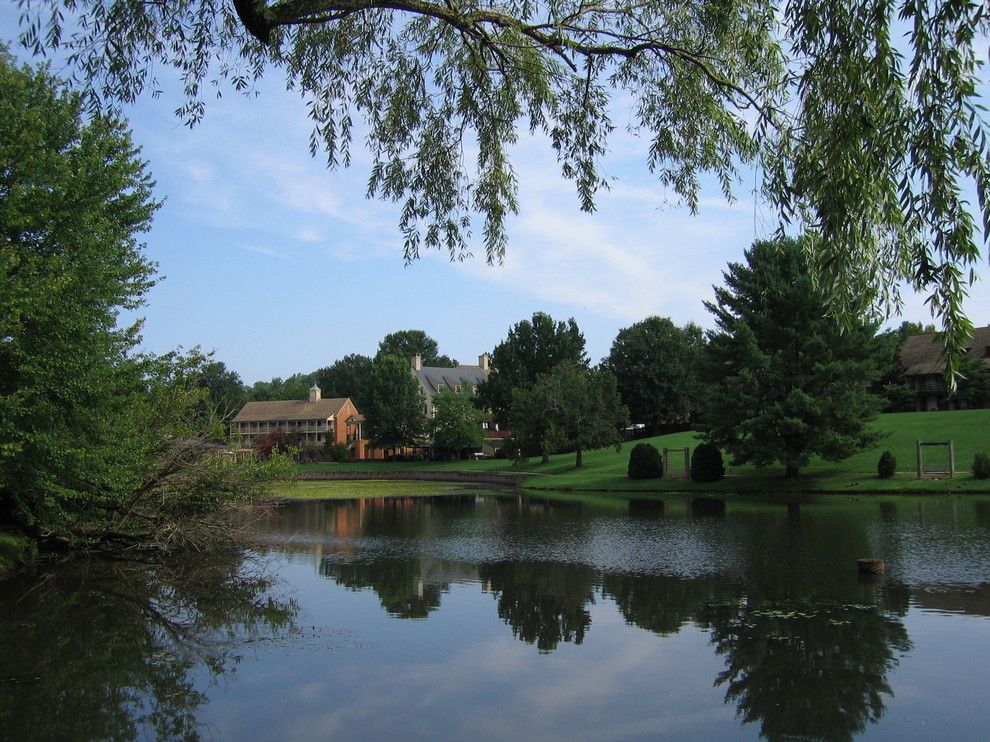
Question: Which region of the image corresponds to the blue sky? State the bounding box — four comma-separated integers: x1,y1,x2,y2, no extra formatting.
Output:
4,6,988,384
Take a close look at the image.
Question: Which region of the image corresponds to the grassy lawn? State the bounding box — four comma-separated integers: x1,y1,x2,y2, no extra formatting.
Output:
294,409,990,494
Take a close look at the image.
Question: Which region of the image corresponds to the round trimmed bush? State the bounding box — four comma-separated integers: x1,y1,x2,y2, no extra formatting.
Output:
973,452,990,480
628,443,662,479
690,442,725,483
877,451,896,479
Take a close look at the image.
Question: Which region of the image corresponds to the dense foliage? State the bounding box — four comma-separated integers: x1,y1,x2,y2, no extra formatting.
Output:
627,443,662,480
16,0,990,367
377,330,456,367
313,353,373,409
478,312,588,426
877,451,897,480
973,453,990,480
703,238,883,478
363,354,426,450
690,442,725,483
0,56,282,548
605,317,707,430
428,389,486,458
509,363,627,467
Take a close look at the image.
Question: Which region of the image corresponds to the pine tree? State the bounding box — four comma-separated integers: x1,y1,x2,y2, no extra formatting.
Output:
703,238,882,478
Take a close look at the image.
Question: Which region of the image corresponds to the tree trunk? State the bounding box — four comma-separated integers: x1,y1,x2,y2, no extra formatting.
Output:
541,451,551,465
575,447,583,468
784,463,800,478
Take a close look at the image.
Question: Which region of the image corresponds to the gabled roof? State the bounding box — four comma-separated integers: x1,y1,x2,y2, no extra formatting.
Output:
901,325,990,377
232,398,351,423
413,364,489,397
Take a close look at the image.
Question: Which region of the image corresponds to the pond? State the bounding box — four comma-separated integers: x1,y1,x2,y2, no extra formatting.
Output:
2,492,990,740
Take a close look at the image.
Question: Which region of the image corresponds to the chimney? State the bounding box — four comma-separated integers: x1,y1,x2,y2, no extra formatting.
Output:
411,354,422,371
479,353,490,372
309,384,321,402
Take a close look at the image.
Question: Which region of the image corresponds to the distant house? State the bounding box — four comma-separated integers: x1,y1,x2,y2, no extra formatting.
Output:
900,325,990,411
231,385,369,458
410,353,491,417
409,353,506,456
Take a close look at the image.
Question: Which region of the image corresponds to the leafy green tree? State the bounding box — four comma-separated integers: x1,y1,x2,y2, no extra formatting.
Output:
510,362,627,467
377,330,456,367
703,238,883,478
195,359,248,430
0,53,159,533
246,373,313,401
478,312,588,426
363,355,426,451
0,56,286,546
429,389,486,458
313,353,373,409
604,317,707,430
17,0,990,365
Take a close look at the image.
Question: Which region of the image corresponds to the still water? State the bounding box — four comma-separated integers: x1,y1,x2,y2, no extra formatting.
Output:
3,493,990,740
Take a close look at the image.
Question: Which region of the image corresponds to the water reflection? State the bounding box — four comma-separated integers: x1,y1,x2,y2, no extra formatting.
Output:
252,495,990,739
700,598,910,741
479,561,597,651
5,494,989,740
0,549,297,740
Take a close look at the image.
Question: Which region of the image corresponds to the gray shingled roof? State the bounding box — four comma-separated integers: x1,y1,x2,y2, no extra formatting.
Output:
413,364,489,397
900,325,990,376
232,398,350,423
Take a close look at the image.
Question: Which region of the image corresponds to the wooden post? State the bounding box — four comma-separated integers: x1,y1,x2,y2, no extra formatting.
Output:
916,440,923,479
684,447,691,478
662,448,670,479
949,440,955,478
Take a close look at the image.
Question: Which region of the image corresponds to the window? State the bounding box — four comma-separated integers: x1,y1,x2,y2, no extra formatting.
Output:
454,384,462,393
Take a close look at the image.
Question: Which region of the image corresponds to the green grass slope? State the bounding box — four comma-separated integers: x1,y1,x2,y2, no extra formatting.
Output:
296,409,990,494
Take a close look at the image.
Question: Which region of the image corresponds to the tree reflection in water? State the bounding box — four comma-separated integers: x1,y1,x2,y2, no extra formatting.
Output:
0,550,297,740
322,558,448,619
478,561,597,652
698,596,910,741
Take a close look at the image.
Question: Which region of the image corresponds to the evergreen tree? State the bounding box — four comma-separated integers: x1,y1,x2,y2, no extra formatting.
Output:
703,238,882,478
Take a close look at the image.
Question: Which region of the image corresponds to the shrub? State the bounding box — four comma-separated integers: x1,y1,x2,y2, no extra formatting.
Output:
974,452,990,480
628,443,662,479
690,442,725,483
325,442,351,462
877,450,897,479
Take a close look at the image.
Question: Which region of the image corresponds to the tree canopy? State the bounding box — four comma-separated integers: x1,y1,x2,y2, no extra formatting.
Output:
1,51,158,532
604,317,706,430
703,237,883,478
376,330,455,367
0,54,288,546
16,0,989,368
478,312,587,426
363,354,426,450
428,389,486,457
313,353,373,409
509,362,626,467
